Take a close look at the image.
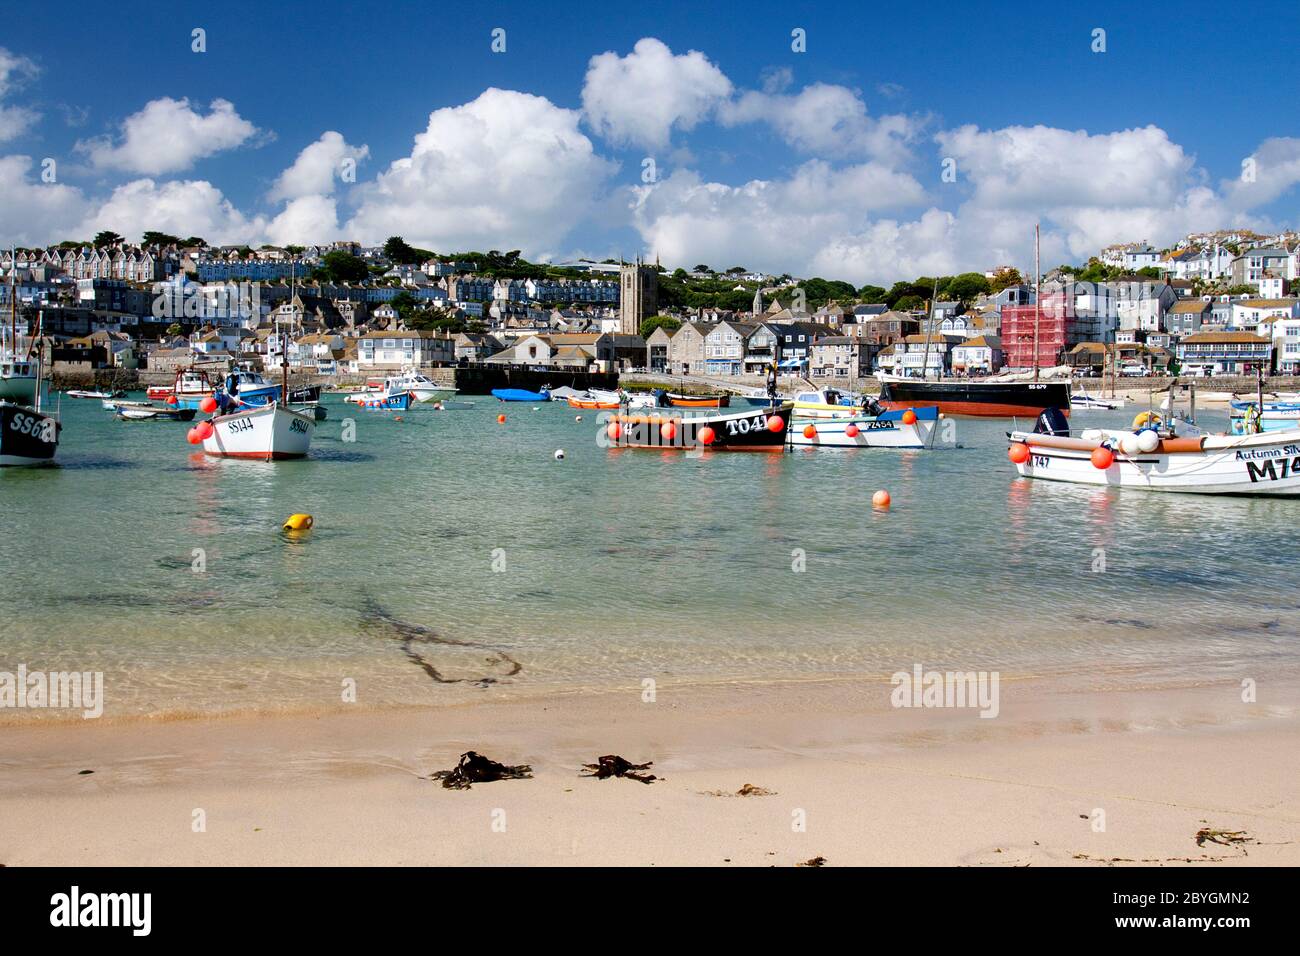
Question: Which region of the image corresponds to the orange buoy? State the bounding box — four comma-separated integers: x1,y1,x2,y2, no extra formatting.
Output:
872,489,891,509
607,421,622,441
1008,442,1031,464
802,423,817,439
195,420,214,440
497,414,506,424
1091,446,1115,469
901,409,917,425
698,425,716,445
186,427,201,444
845,424,860,438
766,415,784,433
199,395,217,413
660,421,677,441
166,395,178,406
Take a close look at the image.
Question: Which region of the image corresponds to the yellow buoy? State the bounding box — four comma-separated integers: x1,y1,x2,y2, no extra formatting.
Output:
283,513,314,531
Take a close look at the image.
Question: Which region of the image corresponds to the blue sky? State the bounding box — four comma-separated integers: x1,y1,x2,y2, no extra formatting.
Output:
2,0,1298,283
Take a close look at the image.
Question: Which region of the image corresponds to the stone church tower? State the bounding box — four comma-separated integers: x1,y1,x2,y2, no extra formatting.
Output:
619,257,658,334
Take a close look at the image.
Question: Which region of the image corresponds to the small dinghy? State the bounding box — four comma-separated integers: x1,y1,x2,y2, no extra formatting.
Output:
353,390,413,410
114,401,197,422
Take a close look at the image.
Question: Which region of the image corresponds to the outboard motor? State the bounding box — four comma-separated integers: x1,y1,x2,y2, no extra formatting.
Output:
862,397,883,417
1034,406,1070,437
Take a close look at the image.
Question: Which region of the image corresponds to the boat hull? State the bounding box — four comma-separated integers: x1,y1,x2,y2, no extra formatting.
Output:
665,392,730,408
202,403,315,460
880,378,1070,417
789,407,939,448
1009,429,1300,495
115,404,196,421
1229,401,1300,434
492,388,550,402
609,404,792,451
0,401,60,466
0,375,38,404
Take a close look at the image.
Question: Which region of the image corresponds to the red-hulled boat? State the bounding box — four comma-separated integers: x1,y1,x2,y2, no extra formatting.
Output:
877,375,1071,417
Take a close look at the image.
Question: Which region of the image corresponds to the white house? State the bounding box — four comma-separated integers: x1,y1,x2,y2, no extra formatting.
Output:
358,330,455,368
1230,298,1300,330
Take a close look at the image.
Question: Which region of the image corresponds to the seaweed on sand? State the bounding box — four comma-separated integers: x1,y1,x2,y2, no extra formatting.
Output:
431,751,533,790
360,595,522,687
1195,827,1253,848
581,755,658,784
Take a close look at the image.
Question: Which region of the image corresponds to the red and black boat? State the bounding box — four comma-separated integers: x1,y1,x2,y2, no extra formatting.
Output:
607,403,792,451
877,376,1071,418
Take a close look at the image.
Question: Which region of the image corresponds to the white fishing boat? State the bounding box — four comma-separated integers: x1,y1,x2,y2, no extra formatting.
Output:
1070,390,1123,411
1008,406,1300,495
790,386,862,418
1,250,37,405
66,388,123,400
201,401,315,459
789,407,939,448
114,400,196,422
346,368,455,404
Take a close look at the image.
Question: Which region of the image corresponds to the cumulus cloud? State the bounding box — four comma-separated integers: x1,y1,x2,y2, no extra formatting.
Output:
76,97,259,175
630,160,926,279
0,47,40,142
76,177,265,246
269,131,369,201
1221,137,1300,210
0,154,93,245
346,88,616,256
720,83,921,163
265,195,345,247
582,38,732,150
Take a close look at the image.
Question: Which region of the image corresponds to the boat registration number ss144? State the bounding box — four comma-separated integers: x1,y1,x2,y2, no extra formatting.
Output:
289,418,310,433
225,417,255,434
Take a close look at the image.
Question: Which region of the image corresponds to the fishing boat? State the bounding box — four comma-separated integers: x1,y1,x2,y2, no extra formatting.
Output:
198,266,317,460
1,252,37,406
114,401,197,422
790,386,862,418
878,369,1072,418
0,264,59,466
492,387,551,402
66,388,125,400
566,390,621,409
1007,404,1300,495
346,369,454,404
352,390,413,410
608,403,793,451
789,407,939,449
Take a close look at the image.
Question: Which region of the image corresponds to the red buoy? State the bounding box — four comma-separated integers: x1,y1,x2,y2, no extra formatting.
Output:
872,489,891,509
845,424,860,438
199,395,217,413
802,423,817,439
660,421,677,441
166,395,178,406
607,421,622,441
1091,446,1115,469
497,414,506,424
1008,442,1031,464
195,420,214,440
186,427,201,445
901,409,918,425
697,425,716,445
766,415,784,433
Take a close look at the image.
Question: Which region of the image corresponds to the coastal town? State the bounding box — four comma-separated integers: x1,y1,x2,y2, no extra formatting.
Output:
4,227,1300,388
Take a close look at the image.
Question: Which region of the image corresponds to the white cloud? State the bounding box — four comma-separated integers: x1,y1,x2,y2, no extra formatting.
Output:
269,131,368,201
582,38,732,150
0,47,40,142
0,154,93,246
76,97,259,175
265,195,344,247
1221,137,1300,210
720,83,921,163
346,88,615,256
630,160,926,279
76,177,265,246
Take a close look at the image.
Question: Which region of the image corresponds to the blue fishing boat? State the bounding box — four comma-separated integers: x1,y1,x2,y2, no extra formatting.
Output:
491,387,551,402
354,390,413,410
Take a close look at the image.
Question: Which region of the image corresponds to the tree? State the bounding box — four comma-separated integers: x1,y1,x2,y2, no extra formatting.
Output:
856,284,887,302
93,230,123,247
640,315,682,338
672,268,688,281
693,264,712,274
383,236,420,264
180,236,206,248
1224,284,1255,295
894,295,924,311
142,231,180,247
321,250,369,283
946,272,992,304
725,265,747,275
988,266,1023,292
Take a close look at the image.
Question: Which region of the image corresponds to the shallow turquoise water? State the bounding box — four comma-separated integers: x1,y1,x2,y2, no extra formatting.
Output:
3,393,1299,719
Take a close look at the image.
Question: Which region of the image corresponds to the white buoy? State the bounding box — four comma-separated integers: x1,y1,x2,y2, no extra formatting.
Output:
575,415,583,422
554,449,565,460
1118,432,1140,455
1136,429,1160,453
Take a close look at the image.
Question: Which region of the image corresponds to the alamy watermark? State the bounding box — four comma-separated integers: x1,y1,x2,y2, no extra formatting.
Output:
0,665,103,718
890,663,1000,718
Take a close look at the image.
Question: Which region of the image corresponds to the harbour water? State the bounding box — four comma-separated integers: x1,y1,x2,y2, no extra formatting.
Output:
3,394,1299,721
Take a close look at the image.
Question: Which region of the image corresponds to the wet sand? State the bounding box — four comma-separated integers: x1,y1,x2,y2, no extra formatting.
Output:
0,676,1296,866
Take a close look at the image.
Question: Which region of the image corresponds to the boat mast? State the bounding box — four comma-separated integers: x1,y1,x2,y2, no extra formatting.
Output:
1032,224,1041,383
920,278,938,381
283,261,293,404
7,245,15,361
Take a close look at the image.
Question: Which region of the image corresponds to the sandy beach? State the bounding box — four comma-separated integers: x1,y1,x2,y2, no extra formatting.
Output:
2,675,1296,867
